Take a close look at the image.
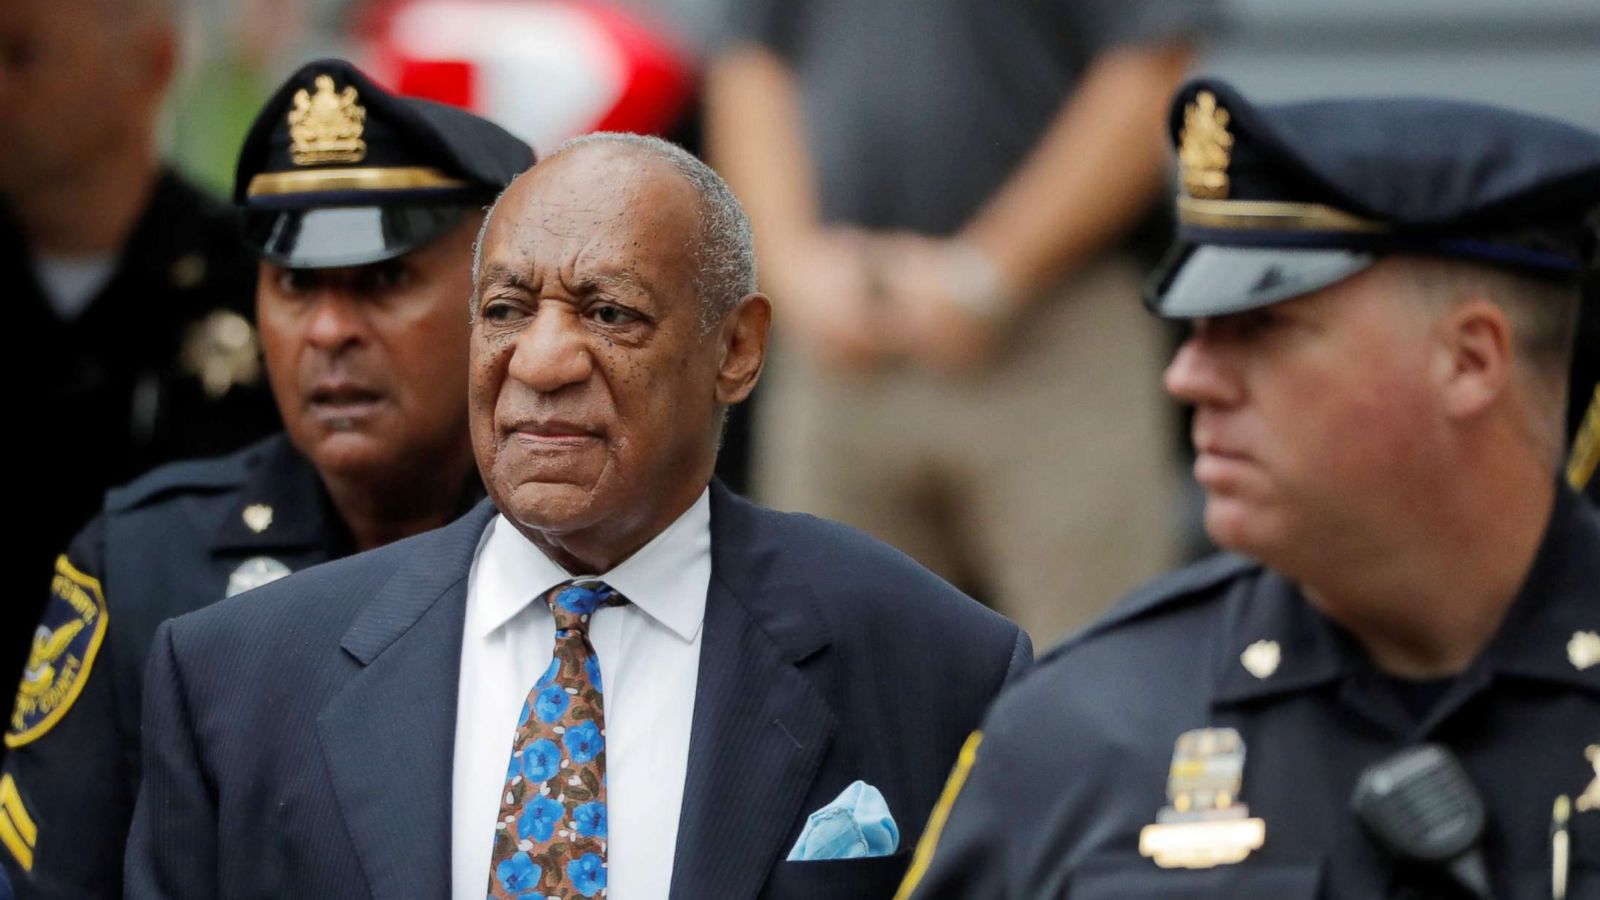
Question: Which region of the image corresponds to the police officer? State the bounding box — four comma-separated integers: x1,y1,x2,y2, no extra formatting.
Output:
3,0,283,687
900,81,1600,899
0,60,532,897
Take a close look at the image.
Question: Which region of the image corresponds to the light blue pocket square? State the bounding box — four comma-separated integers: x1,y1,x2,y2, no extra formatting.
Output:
786,780,900,861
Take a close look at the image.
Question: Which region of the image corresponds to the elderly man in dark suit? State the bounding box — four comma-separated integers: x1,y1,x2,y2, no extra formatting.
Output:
126,133,1031,900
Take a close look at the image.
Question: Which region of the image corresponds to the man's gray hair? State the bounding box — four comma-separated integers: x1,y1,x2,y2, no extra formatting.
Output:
472,132,757,333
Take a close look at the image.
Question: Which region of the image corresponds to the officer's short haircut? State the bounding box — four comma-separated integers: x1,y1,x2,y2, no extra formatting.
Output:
473,133,757,334
1389,255,1580,459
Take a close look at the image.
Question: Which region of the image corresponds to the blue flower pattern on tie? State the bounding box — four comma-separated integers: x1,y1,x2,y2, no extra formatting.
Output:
496,855,542,898
520,795,564,842
572,801,607,838
520,739,561,784
564,720,602,765
488,580,626,899
568,853,607,898
534,685,569,723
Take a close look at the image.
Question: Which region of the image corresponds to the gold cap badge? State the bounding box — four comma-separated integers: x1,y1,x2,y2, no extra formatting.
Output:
242,504,274,535
1569,631,1600,671
1139,727,1266,869
289,74,367,166
1180,91,1233,200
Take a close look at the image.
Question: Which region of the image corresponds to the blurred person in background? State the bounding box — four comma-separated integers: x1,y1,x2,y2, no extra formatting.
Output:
706,0,1217,646
0,59,531,898
1,0,281,690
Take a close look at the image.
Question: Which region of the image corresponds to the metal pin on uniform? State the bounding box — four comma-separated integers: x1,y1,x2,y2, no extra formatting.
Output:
1551,795,1570,900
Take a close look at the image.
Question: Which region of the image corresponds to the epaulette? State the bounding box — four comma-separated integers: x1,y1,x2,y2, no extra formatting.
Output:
1042,553,1258,664
104,440,269,514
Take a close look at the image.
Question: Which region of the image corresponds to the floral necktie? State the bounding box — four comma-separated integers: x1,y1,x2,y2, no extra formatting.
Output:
488,579,627,899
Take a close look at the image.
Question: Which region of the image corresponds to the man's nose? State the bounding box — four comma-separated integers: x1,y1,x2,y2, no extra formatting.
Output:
506,306,594,393
1164,334,1242,408
303,291,369,354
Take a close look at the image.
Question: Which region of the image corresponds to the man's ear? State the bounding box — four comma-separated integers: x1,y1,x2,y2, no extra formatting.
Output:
133,24,180,101
1434,298,1513,420
715,293,771,405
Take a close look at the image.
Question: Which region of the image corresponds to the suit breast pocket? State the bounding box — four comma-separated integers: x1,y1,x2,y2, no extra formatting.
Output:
760,850,913,900
1070,859,1323,900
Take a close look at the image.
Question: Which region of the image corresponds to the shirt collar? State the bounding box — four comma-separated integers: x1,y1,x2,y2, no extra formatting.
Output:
1473,484,1600,695
1212,482,1600,706
474,488,712,642
1211,568,1354,706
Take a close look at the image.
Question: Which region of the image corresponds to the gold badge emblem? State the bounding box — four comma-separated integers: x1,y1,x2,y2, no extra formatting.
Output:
1240,640,1281,680
289,74,367,166
1139,727,1266,869
1180,90,1233,200
243,504,274,534
1578,745,1600,813
1569,631,1600,671
7,557,108,748
182,310,262,400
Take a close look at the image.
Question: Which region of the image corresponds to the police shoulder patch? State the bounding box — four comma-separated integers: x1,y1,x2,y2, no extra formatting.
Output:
6,555,109,748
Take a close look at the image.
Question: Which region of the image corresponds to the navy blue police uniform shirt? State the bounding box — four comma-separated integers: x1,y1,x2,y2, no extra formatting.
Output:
0,435,480,897
7,169,281,694
901,485,1600,899
0,436,347,897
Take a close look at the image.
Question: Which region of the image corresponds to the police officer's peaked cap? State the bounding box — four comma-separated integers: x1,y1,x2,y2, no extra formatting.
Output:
1147,78,1600,319
235,59,534,269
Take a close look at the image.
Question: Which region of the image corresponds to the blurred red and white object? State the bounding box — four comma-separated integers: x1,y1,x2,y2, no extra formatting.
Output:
362,0,694,150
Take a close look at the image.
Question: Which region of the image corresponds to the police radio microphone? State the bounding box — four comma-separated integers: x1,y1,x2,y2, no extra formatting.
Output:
1352,744,1496,900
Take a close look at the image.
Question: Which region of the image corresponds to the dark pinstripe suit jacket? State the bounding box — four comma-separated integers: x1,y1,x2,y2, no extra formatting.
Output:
125,481,1032,899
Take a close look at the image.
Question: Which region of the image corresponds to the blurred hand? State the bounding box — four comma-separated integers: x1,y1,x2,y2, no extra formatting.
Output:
765,227,887,372
872,234,1009,373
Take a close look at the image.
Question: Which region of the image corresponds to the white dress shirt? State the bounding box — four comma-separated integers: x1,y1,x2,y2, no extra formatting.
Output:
452,490,710,900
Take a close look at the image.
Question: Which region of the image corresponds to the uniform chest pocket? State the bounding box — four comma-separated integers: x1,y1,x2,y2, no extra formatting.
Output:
759,850,912,900
1070,858,1323,900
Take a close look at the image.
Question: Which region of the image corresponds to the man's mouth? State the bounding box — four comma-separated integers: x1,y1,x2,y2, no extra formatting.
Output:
508,418,601,449
308,383,386,423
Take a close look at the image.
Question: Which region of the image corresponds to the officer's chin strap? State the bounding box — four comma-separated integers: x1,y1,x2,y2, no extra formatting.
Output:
1351,744,1496,900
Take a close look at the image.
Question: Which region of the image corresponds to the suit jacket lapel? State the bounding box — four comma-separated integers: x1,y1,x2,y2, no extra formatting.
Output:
316,501,498,899
669,484,836,900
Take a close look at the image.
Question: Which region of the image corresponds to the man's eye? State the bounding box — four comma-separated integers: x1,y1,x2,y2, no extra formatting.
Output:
481,301,524,323
591,304,638,326
362,263,411,292
276,269,318,294
1231,310,1282,337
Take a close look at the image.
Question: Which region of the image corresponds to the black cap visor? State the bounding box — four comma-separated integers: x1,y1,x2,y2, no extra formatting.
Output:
1145,244,1377,319
243,203,471,269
